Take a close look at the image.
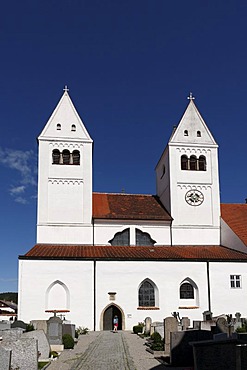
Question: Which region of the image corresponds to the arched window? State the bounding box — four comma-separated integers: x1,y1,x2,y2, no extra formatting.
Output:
189,155,197,171
139,280,155,307
56,123,61,130
198,155,206,171
197,131,201,137
136,229,156,246
52,149,60,164
109,228,130,246
184,130,188,136
181,155,189,170
62,150,70,165
71,124,76,132
180,282,194,299
72,150,80,165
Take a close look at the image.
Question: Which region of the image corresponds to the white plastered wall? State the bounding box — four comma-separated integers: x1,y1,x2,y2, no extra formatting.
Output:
95,260,209,330
209,262,247,317
18,260,94,329
220,218,247,254
93,220,171,245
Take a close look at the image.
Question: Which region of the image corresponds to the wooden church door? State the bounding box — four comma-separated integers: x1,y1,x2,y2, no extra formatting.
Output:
103,305,122,330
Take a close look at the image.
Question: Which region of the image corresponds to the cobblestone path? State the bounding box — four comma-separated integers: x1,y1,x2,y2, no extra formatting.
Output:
73,331,136,370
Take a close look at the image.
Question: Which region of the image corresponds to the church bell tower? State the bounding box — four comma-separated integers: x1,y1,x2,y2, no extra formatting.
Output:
36,88,93,244
156,94,221,245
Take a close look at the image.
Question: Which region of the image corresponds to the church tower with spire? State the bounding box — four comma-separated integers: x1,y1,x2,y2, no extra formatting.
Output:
156,94,221,245
36,88,93,244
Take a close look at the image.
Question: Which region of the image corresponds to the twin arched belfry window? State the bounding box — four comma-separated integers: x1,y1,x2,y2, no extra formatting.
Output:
181,155,206,171
52,149,80,165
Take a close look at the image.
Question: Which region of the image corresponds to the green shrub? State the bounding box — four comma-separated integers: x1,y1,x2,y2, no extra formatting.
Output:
62,334,74,349
236,326,247,333
26,323,34,332
76,326,89,336
133,324,144,334
151,331,162,343
50,351,58,358
150,342,164,351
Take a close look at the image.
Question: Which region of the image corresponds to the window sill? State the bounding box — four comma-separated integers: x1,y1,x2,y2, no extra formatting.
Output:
178,306,199,309
137,307,160,310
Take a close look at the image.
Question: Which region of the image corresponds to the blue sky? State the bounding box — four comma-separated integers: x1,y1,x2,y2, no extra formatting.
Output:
1,0,247,293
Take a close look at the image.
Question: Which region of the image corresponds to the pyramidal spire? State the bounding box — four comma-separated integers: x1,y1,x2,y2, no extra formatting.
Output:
38,87,92,142
169,93,217,146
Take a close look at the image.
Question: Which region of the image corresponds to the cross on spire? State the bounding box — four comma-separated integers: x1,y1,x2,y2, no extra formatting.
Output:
187,92,195,101
63,85,69,93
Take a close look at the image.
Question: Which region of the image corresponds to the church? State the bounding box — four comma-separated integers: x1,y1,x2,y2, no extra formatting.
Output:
18,89,247,331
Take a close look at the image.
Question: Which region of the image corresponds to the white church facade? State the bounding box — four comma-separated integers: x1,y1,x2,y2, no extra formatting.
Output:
18,90,247,330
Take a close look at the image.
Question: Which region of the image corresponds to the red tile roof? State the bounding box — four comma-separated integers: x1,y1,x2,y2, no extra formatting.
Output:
92,193,171,221
221,204,247,246
21,244,247,261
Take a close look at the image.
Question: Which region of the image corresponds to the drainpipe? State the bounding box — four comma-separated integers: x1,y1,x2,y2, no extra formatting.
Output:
170,219,173,247
93,218,96,331
206,261,211,313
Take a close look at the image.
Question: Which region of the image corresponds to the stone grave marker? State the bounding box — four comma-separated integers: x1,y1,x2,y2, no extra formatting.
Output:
47,316,63,344
0,346,11,370
22,329,50,360
0,328,24,342
11,320,27,330
164,316,178,354
181,316,190,330
144,317,152,335
171,329,213,367
216,317,228,334
193,320,201,330
31,320,47,333
62,324,75,339
0,321,11,331
2,338,38,370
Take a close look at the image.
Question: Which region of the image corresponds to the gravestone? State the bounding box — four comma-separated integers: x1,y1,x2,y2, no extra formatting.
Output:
0,346,11,370
193,320,201,330
164,317,178,354
62,324,76,339
2,338,38,370
0,321,11,331
203,310,212,321
192,339,247,370
47,316,63,345
234,312,242,331
181,317,190,331
31,320,47,334
216,317,228,334
22,329,50,360
171,329,213,367
0,328,24,342
11,320,27,330
144,317,152,335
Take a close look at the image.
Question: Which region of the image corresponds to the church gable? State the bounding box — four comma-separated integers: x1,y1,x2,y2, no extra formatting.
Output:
39,89,92,142
169,98,217,146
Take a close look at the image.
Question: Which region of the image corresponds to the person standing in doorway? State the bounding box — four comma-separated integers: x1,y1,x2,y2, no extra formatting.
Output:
113,315,118,332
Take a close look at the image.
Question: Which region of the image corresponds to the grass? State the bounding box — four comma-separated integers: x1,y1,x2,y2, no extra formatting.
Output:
38,361,49,369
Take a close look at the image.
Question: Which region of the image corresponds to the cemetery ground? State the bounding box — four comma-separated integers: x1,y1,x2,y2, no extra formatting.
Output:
47,330,186,370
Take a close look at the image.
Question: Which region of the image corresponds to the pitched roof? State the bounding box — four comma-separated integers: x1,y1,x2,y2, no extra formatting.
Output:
20,244,247,262
93,193,171,221
221,204,247,246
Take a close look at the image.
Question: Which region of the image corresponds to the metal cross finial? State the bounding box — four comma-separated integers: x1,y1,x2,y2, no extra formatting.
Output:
187,92,195,100
63,85,69,92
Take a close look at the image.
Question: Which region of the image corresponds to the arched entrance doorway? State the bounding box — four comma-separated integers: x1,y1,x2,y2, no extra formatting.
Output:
103,304,123,330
